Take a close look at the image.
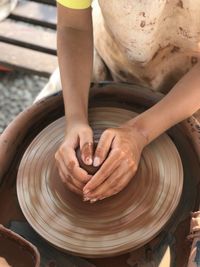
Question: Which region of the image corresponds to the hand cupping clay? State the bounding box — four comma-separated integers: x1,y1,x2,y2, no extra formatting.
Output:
76,143,102,175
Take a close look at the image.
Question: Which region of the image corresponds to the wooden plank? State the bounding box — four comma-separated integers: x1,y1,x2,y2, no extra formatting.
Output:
9,1,57,29
0,42,57,77
0,19,56,54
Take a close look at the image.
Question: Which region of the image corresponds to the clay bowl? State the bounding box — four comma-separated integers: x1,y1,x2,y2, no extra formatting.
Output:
17,107,183,258
0,225,40,267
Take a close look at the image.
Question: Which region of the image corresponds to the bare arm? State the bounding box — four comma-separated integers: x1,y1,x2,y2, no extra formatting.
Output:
55,4,94,196
83,63,200,201
129,63,200,144
57,3,93,126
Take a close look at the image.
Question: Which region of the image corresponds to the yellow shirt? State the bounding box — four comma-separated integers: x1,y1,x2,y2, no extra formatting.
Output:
57,0,92,9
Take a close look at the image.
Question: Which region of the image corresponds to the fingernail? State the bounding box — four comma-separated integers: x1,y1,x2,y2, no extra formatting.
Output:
84,189,90,195
93,157,100,167
90,198,97,203
83,197,90,202
85,157,93,165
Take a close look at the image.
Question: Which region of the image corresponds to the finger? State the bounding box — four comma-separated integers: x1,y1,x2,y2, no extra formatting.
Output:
65,181,83,196
79,128,93,165
61,170,85,190
57,154,90,184
56,145,79,170
63,148,79,169
57,147,91,183
103,172,134,199
86,165,128,200
59,169,83,195
71,176,85,190
83,148,121,194
70,165,92,183
58,168,68,184
93,129,115,167
90,169,136,201
55,155,70,183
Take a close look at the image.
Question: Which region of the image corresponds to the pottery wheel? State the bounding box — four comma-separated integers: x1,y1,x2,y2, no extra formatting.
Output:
17,107,183,257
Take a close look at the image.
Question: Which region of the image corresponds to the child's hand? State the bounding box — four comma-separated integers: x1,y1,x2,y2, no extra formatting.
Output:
83,124,147,202
55,122,93,195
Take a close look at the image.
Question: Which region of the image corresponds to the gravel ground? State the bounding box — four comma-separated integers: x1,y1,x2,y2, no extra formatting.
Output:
0,71,48,133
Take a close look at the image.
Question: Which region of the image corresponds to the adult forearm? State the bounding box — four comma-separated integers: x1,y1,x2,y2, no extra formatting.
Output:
128,63,200,144
57,25,93,125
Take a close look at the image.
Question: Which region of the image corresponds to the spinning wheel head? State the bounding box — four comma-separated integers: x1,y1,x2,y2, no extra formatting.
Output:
17,107,183,257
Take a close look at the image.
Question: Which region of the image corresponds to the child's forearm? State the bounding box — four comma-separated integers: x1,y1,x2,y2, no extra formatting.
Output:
127,63,200,144
57,5,93,126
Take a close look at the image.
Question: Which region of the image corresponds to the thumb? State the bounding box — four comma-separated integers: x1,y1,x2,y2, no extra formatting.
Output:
93,129,115,167
79,127,94,165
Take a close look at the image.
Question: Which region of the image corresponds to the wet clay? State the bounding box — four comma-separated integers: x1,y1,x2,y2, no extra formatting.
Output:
0,226,40,267
76,143,102,175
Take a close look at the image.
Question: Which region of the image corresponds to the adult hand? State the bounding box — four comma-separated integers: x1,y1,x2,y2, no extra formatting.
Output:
83,124,147,202
55,122,93,195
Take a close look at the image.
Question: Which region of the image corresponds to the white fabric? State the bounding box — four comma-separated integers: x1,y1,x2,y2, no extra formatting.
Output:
38,0,200,97
0,0,18,21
